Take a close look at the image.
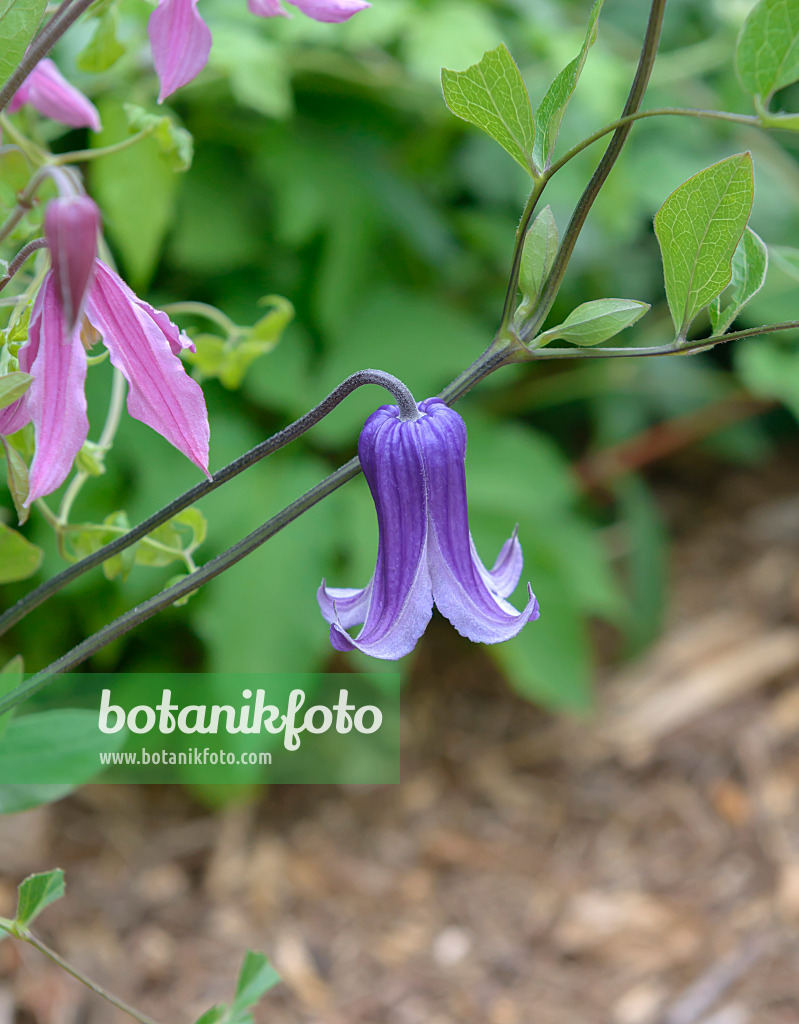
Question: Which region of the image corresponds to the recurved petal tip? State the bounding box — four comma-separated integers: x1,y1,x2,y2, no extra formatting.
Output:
291,0,371,22
23,59,101,131
148,0,212,102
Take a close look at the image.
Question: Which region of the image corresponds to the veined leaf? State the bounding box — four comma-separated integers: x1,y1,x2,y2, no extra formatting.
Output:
0,371,32,410
0,0,47,93
441,44,536,175
737,0,799,106
710,227,768,334
1,436,30,525
231,951,281,1017
0,522,42,583
537,298,649,347
518,206,558,311
654,153,754,338
533,0,604,169
14,869,64,930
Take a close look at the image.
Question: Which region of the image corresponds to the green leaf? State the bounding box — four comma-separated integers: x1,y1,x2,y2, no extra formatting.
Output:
231,951,281,1017
193,1007,227,1024
249,295,294,345
0,710,125,806
0,147,31,213
101,511,136,582
736,0,799,106
0,656,22,741
537,298,649,347
654,153,755,338
1,436,30,525
533,0,604,170
0,371,32,410
14,869,64,930
90,99,179,289
0,521,42,583
710,227,768,334
123,104,193,173
518,205,557,310
0,0,47,93
75,4,124,73
441,43,537,175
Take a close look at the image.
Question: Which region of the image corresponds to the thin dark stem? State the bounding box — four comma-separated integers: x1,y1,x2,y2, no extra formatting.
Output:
0,458,362,713
519,0,668,344
516,320,799,361
0,370,415,640
0,238,46,292
0,0,96,116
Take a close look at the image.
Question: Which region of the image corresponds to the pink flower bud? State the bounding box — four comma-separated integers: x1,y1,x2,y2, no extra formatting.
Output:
44,196,101,333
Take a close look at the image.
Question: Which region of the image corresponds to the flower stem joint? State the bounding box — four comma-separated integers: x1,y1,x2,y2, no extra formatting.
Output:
318,398,540,661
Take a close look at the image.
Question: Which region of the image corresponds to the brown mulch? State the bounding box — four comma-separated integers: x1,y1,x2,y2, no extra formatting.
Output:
2,454,799,1024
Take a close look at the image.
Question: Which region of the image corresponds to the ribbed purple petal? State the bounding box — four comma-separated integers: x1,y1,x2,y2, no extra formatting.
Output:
248,0,290,15
15,59,101,130
0,328,39,437
85,262,210,477
290,0,370,22
148,0,212,102
419,399,540,644
317,579,372,628
25,275,89,504
44,196,100,333
326,408,433,660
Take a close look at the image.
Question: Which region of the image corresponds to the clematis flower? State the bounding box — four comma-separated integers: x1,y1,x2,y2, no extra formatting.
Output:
318,398,540,660
148,0,370,101
0,199,209,505
8,58,101,131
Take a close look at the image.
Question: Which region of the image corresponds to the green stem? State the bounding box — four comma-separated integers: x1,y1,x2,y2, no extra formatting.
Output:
0,166,51,245
50,128,153,166
515,320,799,361
546,107,759,181
160,301,239,336
0,924,165,1024
56,369,126,525
518,0,668,345
498,177,547,333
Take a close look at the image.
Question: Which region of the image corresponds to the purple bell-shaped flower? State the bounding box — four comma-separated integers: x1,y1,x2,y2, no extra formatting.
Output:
318,398,540,660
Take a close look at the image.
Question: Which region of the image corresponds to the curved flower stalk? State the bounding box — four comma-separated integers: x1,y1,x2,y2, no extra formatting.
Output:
148,0,371,101
318,398,540,660
8,58,101,131
0,197,209,505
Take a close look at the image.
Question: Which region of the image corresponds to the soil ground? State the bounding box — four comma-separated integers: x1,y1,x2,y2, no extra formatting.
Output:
2,453,799,1024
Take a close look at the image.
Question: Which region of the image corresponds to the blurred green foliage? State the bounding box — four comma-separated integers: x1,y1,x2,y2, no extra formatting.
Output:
3,0,799,720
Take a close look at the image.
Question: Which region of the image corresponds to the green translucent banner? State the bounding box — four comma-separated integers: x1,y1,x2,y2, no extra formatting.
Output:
0,673,400,786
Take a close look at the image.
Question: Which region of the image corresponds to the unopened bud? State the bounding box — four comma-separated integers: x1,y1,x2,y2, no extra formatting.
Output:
44,196,101,333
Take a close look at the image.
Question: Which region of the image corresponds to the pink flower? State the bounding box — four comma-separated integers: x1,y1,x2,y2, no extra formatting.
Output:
8,58,101,131
148,0,370,101
0,200,209,505
148,0,212,103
